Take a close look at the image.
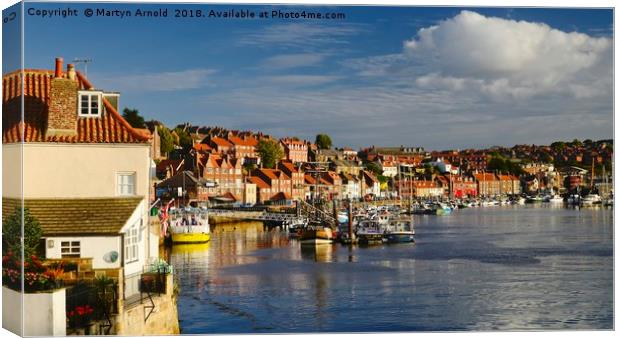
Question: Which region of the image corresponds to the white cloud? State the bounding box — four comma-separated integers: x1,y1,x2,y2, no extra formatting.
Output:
238,22,364,49
93,68,216,92
260,53,326,69
403,10,612,99
261,74,341,87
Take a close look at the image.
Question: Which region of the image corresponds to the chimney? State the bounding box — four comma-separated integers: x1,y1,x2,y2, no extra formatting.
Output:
47,57,78,137
67,63,76,81
54,57,63,78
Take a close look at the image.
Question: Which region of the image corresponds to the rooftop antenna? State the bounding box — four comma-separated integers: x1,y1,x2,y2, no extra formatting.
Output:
72,58,93,77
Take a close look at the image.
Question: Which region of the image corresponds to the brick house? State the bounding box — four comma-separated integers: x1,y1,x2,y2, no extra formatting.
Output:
281,138,308,163
474,173,501,196
198,153,243,200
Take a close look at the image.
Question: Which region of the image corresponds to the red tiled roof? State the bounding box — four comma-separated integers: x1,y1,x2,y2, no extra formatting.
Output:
194,143,213,152
210,136,233,148
474,173,498,181
248,176,270,189
228,135,258,147
2,69,150,144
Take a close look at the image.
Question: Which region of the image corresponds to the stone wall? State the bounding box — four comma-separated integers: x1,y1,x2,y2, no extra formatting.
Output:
113,273,180,335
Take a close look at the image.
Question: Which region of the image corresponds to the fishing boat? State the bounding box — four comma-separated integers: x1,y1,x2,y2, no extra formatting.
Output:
299,221,334,245
355,220,384,244
167,206,211,244
383,218,415,243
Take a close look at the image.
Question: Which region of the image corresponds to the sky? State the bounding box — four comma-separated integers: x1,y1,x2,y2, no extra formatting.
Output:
8,2,615,150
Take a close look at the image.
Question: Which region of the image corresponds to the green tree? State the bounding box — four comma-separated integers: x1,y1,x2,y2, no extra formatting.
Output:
158,126,175,155
315,134,332,150
3,207,42,258
173,128,193,151
550,141,566,151
365,162,383,176
572,139,583,147
257,139,284,169
122,108,146,129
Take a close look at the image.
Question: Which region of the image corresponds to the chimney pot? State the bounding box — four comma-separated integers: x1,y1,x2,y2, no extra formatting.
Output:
67,64,76,80
54,57,63,78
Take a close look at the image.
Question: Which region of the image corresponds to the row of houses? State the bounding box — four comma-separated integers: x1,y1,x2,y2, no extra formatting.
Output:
157,159,382,205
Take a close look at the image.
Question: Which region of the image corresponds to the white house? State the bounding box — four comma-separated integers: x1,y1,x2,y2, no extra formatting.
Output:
339,173,361,200
2,58,158,302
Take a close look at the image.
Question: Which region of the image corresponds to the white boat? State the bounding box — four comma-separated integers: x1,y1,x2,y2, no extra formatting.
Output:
548,195,564,203
581,194,602,206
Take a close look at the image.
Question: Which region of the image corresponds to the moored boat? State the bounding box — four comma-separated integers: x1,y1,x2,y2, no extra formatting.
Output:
299,221,334,245
383,218,415,243
167,207,211,244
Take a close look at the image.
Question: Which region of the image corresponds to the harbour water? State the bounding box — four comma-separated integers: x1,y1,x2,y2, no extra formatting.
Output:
167,205,613,333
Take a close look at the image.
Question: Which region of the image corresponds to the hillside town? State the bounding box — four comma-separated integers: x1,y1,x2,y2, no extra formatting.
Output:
146,122,613,207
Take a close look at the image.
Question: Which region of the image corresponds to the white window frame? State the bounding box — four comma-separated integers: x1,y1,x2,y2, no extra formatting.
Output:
78,90,102,117
117,172,136,196
124,222,140,264
60,240,81,258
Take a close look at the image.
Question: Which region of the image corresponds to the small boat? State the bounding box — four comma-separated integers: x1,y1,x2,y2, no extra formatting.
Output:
355,220,384,244
299,221,334,245
581,193,602,206
547,195,564,203
383,218,415,243
512,197,526,205
526,195,544,203
433,203,452,215
167,207,211,244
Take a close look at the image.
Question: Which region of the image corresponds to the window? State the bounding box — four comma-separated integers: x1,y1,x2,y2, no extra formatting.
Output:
61,241,81,258
124,223,139,264
78,91,102,116
117,173,136,196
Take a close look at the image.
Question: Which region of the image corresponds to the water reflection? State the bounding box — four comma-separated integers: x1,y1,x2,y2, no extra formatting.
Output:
300,244,334,263
171,206,613,333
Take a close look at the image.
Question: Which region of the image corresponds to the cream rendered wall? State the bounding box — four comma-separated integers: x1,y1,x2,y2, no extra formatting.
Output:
21,143,150,199
3,143,22,199
45,236,122,269
3,287,66,336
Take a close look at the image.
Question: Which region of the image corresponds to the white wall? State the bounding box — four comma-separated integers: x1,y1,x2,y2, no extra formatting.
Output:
3,286,66,336
45,236,122,269
3,144,22,199
21,143,150,200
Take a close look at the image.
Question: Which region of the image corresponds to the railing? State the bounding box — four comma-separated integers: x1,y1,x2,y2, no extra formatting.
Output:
123,262,172,322
65,278,118,335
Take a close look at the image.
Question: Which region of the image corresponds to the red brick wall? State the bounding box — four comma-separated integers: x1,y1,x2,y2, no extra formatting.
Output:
47,78,77,134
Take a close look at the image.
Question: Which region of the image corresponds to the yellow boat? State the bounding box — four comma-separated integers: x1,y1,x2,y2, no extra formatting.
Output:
167,207,211,244
300,222,334,245
171,231,210,244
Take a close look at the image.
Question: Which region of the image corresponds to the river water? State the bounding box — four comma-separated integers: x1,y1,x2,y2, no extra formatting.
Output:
167,205,613,333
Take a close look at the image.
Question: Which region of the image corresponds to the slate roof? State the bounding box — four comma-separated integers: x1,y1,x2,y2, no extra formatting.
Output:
2,197,142,236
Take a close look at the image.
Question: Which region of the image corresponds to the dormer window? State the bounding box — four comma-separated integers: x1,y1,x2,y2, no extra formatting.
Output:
78,90,102,117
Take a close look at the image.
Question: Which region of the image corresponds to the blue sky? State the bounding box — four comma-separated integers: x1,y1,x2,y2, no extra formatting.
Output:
14,3,614,150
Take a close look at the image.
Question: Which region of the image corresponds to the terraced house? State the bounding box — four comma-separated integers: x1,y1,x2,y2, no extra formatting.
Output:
2,58,177,335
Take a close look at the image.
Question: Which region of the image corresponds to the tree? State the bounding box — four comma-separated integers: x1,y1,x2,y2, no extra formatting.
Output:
173,128,193,151
158,126,175,155
3,207,42,258
257,139,284,169
315,134,332,150
365,162,383,176
122,108,146,129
